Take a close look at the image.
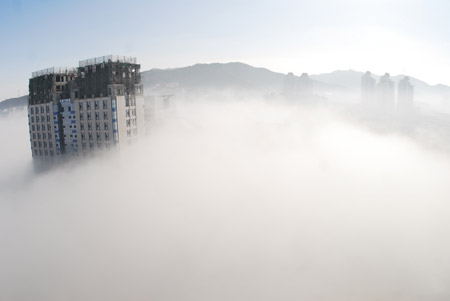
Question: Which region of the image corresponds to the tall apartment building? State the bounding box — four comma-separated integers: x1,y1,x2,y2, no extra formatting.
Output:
377,73,395,111
361,71,376,105
28,55,144,166
397,76,414,112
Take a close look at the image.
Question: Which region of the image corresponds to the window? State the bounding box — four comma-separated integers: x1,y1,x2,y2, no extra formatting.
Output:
96,133,101,141
103,100,107,109
43,133,46,139
127,129,131,137
95,112,99,120
132,109,136,116
49,142,53,148
131,98,135,106
105,132,109,141
31,108,34,114
80,123,85,130
33,141,37,147
32,125,35,131
47,124,51,131
47,115,50,122
126,120,130,127
31,116,34,123
126,109,130,117
50,150,54,156
88,123,92,131
46,105,50,113
86,101,91,110
87,112,92,120
41,107,45,114
104,122,109,131
37,125,40,131
80,113,84,120
43,141,47,148
103,112,108,120
81,133,86,141
38,133,41,139
36,116,39,122
96,123,100,131
79,102,84,111
95,101,99,110
33,133,36,139
38,141,42,147
89,133,93,141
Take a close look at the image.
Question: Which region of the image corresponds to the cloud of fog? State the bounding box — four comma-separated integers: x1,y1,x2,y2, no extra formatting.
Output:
1,100,450,301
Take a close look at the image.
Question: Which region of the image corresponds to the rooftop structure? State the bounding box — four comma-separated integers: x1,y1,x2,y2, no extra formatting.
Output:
79,55,137,67
32,67,77,78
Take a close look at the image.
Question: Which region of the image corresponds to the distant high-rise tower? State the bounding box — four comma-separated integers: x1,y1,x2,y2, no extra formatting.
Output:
377,73,395,111
28,55,145,167
283,72,313,101
361,71,376,104
283,72,297,97
298,73,313,99
397,76,414,112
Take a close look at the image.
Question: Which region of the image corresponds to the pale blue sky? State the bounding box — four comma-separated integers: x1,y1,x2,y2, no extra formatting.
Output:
1,0,450,100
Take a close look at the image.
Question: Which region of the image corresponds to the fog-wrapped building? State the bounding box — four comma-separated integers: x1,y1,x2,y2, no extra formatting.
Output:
361,71,376,105
397,76,414,112
377,73,395,111
28,55,144,165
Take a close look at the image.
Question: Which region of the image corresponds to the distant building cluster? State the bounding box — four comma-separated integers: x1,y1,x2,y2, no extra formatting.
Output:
361,71,414,112
28,55,145,166
283,72,314,100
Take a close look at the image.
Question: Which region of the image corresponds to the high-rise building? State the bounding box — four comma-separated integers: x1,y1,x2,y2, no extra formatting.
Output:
28,55,144,166
397,76,414,112
283,72,313,101
361,71,376,104
377,73,395,111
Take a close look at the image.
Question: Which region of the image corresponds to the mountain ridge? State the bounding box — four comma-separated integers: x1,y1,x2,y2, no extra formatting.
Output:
2,62,450,112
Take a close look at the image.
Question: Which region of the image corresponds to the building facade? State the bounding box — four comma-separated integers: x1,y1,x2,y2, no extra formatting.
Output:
28,55,144,166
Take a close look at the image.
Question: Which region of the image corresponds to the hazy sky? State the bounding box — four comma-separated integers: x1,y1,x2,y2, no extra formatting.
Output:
1,0,450,100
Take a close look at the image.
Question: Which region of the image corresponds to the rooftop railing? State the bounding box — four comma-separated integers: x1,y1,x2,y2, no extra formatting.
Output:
79,55,137,67
31,67,77,78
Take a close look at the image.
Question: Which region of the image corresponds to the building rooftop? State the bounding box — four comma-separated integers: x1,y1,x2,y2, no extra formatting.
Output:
79,55,137,67
31,67,77,79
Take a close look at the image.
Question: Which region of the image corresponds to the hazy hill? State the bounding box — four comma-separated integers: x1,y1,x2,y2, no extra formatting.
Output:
0,95,27,115
2,63,450,112
311,70,450,97
141,62,286,93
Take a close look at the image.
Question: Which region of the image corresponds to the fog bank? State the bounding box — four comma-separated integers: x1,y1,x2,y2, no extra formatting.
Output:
1,101,450,300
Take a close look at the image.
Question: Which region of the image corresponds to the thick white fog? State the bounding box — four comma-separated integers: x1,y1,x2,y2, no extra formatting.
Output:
1,101,450,300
